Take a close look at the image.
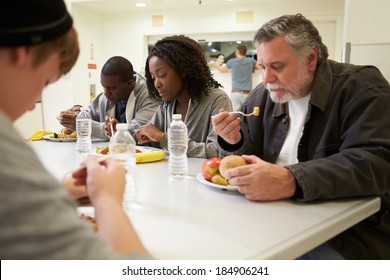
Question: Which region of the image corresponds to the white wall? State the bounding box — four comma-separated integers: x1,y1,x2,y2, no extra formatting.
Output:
71,5,105,108
94,0,344,71
40,4,106,133
342,0,390,82
343,0,390,43
14,103,44,138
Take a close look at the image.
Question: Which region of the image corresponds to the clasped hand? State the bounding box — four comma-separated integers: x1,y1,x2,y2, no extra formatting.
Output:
63,157,126,204
224,155,296,201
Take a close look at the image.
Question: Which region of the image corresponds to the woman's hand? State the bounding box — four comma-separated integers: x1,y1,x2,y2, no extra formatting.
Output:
136,123,164,144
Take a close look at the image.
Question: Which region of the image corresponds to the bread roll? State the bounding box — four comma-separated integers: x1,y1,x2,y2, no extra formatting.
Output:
61,127,74,135
219,155,247,178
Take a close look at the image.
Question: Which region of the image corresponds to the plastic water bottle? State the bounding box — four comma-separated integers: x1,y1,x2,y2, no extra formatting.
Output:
109,123,136,171
76,108,92,154
168,114,188,176
109,123,136,207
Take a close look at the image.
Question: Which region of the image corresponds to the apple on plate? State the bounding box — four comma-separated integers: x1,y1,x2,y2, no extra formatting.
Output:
201,157,222,181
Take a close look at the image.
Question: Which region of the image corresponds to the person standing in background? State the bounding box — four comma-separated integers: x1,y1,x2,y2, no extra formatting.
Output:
209,53,226,74
209,53,225,67
213,44,259,110
58,56,159,139
215,53,226,66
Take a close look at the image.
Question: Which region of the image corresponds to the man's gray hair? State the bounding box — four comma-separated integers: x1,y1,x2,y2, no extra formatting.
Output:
253,13,329,64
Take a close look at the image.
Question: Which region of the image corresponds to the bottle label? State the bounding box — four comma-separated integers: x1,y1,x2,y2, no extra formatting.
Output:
168,127,188,156
76,119,91,137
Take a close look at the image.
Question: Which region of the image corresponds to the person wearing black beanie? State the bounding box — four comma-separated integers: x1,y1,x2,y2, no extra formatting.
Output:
0,0,149,259
0,0,73,46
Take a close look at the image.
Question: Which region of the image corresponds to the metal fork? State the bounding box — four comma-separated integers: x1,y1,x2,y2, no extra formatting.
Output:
229,107,260,117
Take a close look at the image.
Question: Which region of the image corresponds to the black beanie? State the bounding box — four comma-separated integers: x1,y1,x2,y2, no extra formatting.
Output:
0,0,73,47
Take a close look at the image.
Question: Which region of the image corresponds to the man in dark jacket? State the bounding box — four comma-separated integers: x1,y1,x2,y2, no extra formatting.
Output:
212,13,390,259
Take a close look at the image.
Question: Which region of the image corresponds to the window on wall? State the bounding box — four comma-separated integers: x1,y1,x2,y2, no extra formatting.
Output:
146,32,257,63
200,40,256,63
146,16,341,63
147,40,256,64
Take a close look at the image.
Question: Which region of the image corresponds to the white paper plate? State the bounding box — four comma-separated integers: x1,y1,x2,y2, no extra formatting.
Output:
43,135,76,142
196,172,238,191
43,135,108,142
77,206,95,217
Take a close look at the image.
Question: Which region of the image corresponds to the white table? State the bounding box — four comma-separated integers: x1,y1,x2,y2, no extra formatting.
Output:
30,140,380,260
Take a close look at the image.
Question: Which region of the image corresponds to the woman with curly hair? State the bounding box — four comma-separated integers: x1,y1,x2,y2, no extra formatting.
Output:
136,35,232,158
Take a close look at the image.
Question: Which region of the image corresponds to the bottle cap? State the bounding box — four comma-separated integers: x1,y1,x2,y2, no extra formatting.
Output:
173,114,182,120
116,123,129,130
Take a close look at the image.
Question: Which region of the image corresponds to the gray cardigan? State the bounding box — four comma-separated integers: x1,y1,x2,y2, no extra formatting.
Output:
149,88,232,158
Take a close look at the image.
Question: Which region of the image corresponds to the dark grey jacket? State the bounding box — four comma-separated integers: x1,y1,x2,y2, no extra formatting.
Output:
219,60,390,259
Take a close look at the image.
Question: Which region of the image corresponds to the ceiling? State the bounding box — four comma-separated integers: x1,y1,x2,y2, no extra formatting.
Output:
71,0,267,14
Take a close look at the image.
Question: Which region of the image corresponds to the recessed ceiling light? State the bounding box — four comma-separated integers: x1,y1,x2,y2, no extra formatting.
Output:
135,2,146,8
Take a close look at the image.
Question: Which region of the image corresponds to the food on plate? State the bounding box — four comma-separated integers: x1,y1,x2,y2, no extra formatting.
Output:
79,213,98,232
96,145,141,155
201,157,228,186
96,145,109,155
59,127,77,138
201,155,247,186
61,127,74,135
95,146,165,164
57,127,77,139
211,174,228,186
219,155,247,178
54,110,78,139
201,157,222,181
49,127,77,139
